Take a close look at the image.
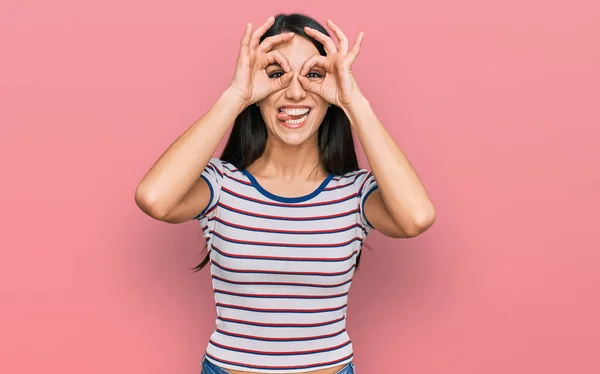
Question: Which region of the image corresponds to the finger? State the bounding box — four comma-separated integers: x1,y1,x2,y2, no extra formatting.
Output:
265,50,291,72
239,23,253,55
326,19,348,55
347,32,364,65
303,26,337,55
300,54,327,76
258,32,295,53
297,74,320,94
271,70,294,92
250,16,275,50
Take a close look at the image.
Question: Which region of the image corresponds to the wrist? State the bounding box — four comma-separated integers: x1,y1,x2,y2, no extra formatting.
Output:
221,87,250,115
341,93,370,120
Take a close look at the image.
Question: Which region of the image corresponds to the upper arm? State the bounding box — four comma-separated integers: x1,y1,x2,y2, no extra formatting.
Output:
362,189,412,238
358,171,412,238
161,158,223,224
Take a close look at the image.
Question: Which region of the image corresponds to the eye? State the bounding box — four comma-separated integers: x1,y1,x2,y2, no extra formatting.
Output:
307,71,324,79
268,71,284,79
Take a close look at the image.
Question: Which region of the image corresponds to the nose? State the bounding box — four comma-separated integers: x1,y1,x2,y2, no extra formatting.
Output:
284,72,307,101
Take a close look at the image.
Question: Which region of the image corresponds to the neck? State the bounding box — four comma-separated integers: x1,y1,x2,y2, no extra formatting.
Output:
251,138,327,182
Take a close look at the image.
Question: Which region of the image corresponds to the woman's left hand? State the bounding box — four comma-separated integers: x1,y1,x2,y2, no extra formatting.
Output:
298,20,364,109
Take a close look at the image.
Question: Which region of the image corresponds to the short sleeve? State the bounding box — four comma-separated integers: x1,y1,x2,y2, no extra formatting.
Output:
194,158,224,220
357,170,379,232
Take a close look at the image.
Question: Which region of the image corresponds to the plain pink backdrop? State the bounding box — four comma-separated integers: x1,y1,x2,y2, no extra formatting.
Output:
1,0,599,373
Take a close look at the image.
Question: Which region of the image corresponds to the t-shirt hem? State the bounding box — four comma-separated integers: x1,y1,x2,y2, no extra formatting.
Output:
204,354,354,373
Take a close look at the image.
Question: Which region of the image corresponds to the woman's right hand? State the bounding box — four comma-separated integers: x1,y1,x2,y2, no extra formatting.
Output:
228,16,296,107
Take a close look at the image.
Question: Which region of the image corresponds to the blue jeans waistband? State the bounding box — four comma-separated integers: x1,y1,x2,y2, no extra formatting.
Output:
201,354,356,374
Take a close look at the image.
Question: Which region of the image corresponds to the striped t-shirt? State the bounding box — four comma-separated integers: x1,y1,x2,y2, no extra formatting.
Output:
194,158,378,373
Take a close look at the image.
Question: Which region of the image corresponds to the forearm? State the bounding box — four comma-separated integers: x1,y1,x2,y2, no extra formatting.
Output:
135,88,247,217
343,95,435,230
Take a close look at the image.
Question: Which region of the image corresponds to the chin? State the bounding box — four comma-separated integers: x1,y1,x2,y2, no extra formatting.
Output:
277,132,312,146
278,116,322,144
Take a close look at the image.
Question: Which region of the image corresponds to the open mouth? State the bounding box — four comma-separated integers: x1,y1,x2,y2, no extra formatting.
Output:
278,107,311,127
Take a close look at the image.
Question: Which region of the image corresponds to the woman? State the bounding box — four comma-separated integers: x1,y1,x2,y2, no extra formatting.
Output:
135,13,435,374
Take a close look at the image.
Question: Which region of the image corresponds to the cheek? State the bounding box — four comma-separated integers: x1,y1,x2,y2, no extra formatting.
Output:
311,107,329,125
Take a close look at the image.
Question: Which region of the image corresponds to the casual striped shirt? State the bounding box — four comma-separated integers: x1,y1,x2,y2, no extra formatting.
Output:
194,158,378,373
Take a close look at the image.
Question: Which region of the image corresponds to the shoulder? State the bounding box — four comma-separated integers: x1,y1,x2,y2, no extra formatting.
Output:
325,169,373,194
205,158,247,180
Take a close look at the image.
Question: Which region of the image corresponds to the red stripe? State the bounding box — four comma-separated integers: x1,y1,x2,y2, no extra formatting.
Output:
224,173,252,185
357,171,373,196
206,162,223,177
214,288,348,299
215,328,346,341
219,202,359,220
210,217,362,235
325,170,368,189
211,260,356,276
222,186,357,207
211,274,353,288
212,244,358,262
221,163,240,173
211,231,363,248
215,302,346,313
218,315,345,327
331,170,365,181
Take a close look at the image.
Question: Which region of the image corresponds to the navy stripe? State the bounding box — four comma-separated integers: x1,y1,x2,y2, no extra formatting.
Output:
242,170,335,203
217,315,345,328
194,174,214,219
209,339,351,356
361,184,379,229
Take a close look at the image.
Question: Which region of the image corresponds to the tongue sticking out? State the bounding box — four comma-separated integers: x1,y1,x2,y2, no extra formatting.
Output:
277,110,309,121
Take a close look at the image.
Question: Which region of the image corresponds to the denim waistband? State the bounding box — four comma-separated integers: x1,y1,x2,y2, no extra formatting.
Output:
201,355,356,374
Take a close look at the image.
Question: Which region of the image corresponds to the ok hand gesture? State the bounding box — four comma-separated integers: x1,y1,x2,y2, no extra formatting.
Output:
298,20,365,109
228,16,296,107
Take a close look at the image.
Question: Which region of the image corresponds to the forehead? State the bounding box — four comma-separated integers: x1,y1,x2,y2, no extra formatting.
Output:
271,35,319,65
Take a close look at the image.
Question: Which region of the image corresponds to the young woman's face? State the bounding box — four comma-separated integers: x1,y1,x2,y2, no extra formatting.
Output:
258,34,329,147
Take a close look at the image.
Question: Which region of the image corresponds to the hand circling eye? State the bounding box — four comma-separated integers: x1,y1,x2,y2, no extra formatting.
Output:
297,20,365,108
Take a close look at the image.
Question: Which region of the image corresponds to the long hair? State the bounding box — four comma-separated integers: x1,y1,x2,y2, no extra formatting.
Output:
191,13,369,272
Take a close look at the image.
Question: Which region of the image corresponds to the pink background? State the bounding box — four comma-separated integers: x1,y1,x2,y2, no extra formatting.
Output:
1,0,599,373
